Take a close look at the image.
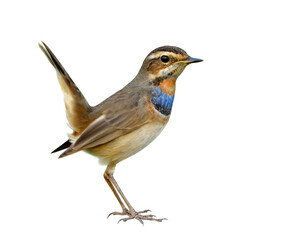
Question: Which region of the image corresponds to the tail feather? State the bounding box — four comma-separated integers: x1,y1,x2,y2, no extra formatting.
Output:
51,140,72,154
39,41,93,134
38,41,70,79
59,146,78,158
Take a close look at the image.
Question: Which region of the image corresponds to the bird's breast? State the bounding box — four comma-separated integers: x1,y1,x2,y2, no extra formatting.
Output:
150,78,176,116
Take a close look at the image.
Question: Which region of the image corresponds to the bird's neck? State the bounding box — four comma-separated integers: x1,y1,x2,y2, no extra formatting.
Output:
151,78,176,116
158,78,176,96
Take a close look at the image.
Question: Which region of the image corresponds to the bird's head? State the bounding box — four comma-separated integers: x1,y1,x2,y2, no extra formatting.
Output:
137,46,202,85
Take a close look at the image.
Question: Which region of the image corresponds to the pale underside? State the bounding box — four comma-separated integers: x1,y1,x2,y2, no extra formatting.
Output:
85,120,167,165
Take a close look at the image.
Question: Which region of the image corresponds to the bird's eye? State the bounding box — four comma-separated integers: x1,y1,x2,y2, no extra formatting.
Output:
161,55,170,63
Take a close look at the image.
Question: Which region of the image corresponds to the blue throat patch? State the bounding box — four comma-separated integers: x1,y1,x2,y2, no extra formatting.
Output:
151,86,175,116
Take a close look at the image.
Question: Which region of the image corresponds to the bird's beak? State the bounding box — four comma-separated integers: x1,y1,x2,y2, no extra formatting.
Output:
179,57,203,64
186,57,203,64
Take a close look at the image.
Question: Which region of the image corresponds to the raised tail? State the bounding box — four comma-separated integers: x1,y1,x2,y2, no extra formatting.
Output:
39,41,93,134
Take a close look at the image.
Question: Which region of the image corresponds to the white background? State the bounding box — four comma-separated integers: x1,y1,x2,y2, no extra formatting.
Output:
1,0,302,239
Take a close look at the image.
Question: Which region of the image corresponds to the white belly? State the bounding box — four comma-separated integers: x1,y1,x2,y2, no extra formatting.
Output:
86,121,167,165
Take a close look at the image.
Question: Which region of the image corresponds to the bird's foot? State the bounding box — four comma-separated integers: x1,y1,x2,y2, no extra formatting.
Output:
107,208,131,218
108,209,167,225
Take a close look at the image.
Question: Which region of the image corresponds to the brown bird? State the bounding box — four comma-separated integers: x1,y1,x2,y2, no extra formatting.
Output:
39,42,202,224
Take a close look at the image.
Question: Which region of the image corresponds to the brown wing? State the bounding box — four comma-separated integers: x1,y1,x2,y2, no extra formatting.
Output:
59,89,151,158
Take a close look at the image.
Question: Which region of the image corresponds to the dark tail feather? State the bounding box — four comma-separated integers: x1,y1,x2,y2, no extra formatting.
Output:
38,41,72,80
51,140,72,154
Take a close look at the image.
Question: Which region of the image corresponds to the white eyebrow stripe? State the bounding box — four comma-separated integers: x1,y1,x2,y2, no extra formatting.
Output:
147,51,179,60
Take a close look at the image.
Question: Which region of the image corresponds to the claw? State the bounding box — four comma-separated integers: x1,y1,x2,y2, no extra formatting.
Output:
118,216,144,225
108,208,166,224
137,209,151,214
107,212,119,219
107,209,130,219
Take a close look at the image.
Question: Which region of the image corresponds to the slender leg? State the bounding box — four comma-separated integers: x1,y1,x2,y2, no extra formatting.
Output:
104,172,129,217
109,175,136,212
104,163,167,224
104,164,130,217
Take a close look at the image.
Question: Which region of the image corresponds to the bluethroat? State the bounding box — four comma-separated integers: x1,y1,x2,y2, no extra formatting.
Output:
39,42,202,224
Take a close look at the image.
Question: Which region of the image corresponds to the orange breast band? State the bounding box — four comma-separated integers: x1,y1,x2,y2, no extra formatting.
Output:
159,78,176,96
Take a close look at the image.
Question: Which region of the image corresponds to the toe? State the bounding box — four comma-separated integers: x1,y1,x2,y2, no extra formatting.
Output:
137,209,151,214
107,209,130,218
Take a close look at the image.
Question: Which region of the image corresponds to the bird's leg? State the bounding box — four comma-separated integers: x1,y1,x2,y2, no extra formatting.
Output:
104,171,129,218
104,164,167,224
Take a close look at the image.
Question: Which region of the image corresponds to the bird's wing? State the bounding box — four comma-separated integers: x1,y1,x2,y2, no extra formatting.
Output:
59,90,151,158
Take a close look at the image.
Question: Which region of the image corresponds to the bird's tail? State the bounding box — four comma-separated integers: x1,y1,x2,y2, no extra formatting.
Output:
39,41,92,134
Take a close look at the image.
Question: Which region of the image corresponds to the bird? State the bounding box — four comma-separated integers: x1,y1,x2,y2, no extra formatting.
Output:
39,42,202,224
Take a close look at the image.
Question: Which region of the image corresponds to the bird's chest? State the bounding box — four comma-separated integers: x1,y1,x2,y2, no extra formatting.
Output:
150,78,176,116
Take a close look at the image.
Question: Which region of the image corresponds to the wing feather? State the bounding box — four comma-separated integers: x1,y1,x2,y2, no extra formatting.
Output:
59,89,151,158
